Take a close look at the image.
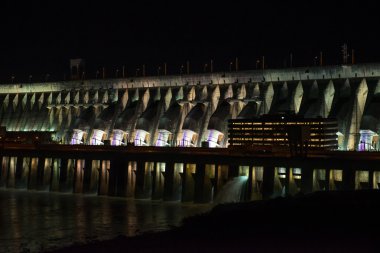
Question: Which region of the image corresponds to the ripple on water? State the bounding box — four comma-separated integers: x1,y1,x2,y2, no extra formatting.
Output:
0,189,211,253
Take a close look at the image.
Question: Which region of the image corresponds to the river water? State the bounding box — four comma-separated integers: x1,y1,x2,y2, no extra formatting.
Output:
0,189,211,253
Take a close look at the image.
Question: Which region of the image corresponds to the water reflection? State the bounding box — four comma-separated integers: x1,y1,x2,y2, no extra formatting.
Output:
0,190,210,253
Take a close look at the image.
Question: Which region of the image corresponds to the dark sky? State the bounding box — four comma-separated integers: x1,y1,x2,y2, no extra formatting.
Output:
0,0,379,82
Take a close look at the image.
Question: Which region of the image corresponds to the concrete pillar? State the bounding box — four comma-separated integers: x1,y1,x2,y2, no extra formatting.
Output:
274,167,288,196
228,165,239,178
182,163,195,202
0,157,7,187
108,159,129,197
374,171,380,189
193,164,214,203
35,157,45,190
73,159,85,193
212,164,229,200
98,160,110,195
262,166,275,199
250,166,263,201
288,168,300,195
82,159,92,194
50,158,60,192
246,165,253,201
15,157,31,189
342,169,355,190
59,159,74,192
7,157,17,188
28,157,39,190
83,159,99,194
0,156,3,187
127,162,136,197
300,167,313,194
135,161,152,199
312,169,324,191
368,170,374,189
152,162,165,200
162,162,182,201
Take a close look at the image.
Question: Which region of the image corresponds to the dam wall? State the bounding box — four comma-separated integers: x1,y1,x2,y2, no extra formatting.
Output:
1,63,380,150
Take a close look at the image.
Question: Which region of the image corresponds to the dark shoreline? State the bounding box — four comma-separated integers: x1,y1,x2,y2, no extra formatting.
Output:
48,190,380,253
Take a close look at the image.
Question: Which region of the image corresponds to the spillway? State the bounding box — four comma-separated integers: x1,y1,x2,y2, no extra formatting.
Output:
1,63,379,150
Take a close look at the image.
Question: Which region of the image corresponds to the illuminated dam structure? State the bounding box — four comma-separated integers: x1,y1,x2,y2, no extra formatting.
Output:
1,63,380,150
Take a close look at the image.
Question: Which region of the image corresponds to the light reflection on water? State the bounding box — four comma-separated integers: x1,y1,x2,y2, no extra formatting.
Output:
0,189,211,253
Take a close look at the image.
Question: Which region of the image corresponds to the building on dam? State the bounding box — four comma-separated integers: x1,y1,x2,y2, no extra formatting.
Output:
228,113,338,151
0,63,379,151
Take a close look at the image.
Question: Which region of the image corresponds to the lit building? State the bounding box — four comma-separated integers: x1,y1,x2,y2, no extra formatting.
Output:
228,113,338,151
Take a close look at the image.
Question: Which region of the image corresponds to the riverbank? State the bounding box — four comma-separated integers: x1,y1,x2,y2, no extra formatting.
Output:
49,190,380,253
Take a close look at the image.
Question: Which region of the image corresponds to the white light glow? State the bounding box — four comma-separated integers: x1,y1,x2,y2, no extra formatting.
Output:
112,129,125,146
90,129,105,145
134,129,149,146
156,129,171,147
71,129,84,144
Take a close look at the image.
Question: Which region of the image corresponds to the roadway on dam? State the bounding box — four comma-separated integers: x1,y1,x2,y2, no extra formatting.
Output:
1,143,380,170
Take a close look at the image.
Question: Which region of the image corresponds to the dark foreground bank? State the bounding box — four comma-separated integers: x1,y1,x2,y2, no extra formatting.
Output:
49,190,380,253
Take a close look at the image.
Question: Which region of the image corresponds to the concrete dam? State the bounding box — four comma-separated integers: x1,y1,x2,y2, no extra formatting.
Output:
1,63,380,151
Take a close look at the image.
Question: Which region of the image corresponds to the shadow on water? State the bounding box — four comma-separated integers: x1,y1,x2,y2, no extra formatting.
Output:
0,189,211,253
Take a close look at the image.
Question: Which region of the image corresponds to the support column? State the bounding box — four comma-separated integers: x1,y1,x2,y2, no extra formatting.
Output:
7,157,17,188
0,157,8,188
246,165,253,201
300,166,313,194
108,158,128,197
36,157,45,190
368,170,374,190
152,162,164,200
135,161,152,199
194,163,214,203
15,156,28,189
73,159,85,193
58,158,69,192
126,162,136,197
163,162,183,201
262,166,275,199
28,157,39,190
162,162,173,200
251,166,264,201
182,163,195,202
342,168,355,190
213,165,229,199
83,159,99,194
50,158,61,192
98,160,110,195
228,165,239,178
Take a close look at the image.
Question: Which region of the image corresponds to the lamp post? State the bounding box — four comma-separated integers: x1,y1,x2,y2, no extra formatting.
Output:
229,62,233,72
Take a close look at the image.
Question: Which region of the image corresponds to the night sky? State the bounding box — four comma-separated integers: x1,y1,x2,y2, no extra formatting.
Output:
0,0,379,82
